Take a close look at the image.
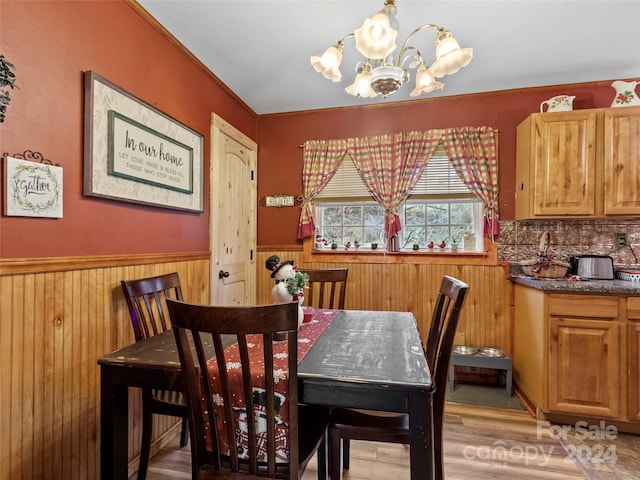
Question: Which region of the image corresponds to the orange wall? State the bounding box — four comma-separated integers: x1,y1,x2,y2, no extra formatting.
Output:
0,1,625,257
256,82,617,246
0,0,257,259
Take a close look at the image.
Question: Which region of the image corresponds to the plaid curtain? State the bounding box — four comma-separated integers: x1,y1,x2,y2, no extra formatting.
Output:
298,139,348,239
441,127,500,239
347,130,443,240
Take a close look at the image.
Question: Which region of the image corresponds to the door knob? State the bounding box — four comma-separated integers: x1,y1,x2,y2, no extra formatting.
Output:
218,270,230,279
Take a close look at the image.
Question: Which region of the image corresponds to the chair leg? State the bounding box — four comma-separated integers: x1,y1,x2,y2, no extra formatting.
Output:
179,417,189,447
433,408,444,480
137,403,153,480
329,428,343,480
342,438,350,469
316,433,327,480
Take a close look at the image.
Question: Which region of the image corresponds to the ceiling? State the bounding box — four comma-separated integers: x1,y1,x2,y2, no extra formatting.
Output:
137,0,640,115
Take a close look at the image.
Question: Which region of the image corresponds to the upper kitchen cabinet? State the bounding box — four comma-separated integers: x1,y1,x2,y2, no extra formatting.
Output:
515,106,640,219
603,107,640,214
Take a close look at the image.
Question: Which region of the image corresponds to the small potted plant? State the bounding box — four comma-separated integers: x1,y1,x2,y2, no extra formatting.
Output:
451,232,461,252
450,233,460,252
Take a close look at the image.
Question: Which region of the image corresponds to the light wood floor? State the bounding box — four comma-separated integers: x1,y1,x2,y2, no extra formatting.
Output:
136,403,586,480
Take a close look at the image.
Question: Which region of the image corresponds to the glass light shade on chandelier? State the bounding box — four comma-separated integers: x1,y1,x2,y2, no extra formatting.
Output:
345,63,378,98
429,31,473,78
310,0,473,99
310,43,344,82
410,64,444,97
353,4,398,60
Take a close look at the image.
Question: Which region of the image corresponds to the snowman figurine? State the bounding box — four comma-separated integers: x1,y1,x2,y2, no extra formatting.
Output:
265,255,308,325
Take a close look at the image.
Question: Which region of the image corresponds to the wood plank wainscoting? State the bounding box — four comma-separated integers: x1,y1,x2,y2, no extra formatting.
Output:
257,248,513,361
0,249,513,479
0,253,210,480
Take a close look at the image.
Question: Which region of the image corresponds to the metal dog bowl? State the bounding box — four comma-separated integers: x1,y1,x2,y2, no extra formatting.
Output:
478,347,505,358
453,345,477,355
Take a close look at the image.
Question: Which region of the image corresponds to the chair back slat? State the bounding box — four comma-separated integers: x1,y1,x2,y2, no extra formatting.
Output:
300,268,348,310
167,300,300,480
121,272,183,342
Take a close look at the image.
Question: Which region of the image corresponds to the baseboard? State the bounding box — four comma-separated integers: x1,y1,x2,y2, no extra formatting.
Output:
511,383,537,418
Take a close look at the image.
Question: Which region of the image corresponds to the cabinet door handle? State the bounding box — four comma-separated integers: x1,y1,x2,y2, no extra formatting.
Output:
218,270,230,279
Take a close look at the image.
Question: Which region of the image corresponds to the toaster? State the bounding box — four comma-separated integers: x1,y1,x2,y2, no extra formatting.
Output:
569,255,614,279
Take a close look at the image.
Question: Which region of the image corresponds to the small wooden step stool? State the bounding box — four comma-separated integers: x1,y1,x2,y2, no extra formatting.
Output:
448,347,513,397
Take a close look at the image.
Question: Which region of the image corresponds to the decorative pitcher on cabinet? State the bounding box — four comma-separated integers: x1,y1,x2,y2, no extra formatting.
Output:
539,95,575,113
610,80,640,107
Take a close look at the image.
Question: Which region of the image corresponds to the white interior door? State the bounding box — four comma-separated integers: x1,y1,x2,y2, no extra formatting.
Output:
210,114,257,305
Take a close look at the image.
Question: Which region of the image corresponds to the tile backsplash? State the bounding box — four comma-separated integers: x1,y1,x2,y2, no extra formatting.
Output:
498,219,640,265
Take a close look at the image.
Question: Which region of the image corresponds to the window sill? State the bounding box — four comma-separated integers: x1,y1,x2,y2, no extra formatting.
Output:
303,239,498,266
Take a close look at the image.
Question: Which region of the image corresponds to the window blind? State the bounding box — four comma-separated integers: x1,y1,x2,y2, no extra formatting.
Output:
315,144,473,201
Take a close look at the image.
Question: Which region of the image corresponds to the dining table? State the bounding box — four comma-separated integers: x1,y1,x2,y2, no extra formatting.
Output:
98,308,434,480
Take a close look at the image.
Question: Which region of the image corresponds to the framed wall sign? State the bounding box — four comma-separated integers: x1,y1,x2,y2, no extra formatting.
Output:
83,71,204,212
108,111,194,194
4,156,63,218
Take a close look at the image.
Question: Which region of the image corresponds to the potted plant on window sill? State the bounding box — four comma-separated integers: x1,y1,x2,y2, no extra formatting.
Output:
450,235,460,252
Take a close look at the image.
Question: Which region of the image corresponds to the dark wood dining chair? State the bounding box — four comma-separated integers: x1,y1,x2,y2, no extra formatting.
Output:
120,272,189,480
299,268,349,309
166,299,329,480
328,275,469,480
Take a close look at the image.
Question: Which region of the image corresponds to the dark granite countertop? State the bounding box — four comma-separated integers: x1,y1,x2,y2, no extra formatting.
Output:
509,274,640,294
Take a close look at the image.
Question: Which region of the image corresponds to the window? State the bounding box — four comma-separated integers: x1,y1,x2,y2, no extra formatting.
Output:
313,147,482,251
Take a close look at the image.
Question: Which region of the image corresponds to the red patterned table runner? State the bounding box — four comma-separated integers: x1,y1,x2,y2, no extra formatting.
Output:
205,308,338,462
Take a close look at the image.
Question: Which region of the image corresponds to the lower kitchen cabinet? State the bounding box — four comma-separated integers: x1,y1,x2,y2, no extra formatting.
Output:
514,286,639,430
628,297,640,422
548,317,619,417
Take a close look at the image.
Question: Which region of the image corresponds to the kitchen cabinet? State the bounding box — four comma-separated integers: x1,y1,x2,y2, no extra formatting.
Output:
515,105,640,219
603,108,640,214
628,297,640,421
547,295,619,418
514,286,640,431
513,286,546,407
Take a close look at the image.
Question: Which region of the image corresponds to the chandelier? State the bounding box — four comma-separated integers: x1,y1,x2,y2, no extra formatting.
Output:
310,0,473,99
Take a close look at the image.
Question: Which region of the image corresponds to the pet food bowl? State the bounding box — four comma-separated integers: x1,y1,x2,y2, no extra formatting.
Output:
453,345,477,355
478,347,505,358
